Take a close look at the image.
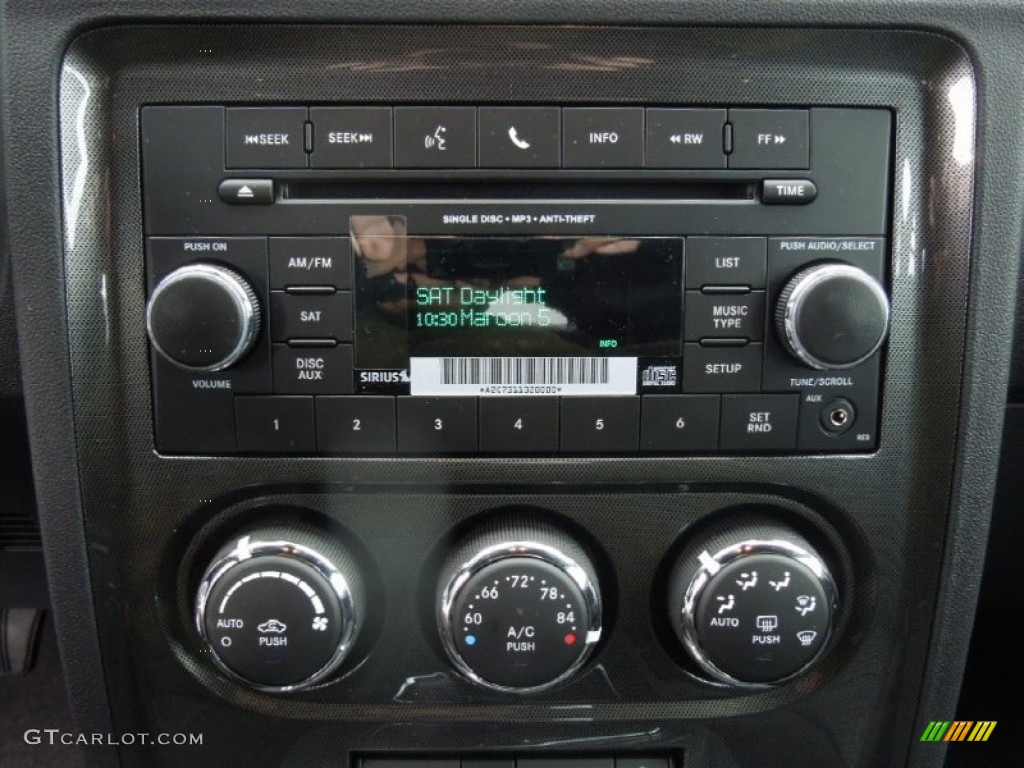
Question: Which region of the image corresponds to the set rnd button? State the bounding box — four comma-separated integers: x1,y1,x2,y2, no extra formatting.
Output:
720,394,800,451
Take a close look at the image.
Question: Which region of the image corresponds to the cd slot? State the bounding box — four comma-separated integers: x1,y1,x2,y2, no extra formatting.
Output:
284,179,755,201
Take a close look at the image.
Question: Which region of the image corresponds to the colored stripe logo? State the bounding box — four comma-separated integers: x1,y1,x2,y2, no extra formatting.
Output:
920,721,997,742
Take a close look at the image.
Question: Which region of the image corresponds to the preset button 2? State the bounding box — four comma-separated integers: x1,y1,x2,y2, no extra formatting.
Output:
316,396,396,453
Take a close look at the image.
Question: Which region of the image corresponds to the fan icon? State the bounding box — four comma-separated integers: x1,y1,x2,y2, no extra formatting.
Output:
312,616,329,631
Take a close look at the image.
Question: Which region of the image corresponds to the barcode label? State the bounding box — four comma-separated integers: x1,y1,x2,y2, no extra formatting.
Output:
410,357,638,396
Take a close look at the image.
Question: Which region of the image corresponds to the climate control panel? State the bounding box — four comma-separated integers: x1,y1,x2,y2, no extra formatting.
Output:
191,508,840,695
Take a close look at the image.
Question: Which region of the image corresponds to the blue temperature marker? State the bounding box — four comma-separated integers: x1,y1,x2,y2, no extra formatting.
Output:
465,635,477,646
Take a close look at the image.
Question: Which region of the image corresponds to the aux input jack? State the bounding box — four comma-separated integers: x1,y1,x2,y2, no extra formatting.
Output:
820,398,856,435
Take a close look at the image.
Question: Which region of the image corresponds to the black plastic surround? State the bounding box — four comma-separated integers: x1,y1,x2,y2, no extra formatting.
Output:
32,20,984,768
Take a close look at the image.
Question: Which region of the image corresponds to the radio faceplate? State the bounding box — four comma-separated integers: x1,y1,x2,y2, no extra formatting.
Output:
141,105,891,456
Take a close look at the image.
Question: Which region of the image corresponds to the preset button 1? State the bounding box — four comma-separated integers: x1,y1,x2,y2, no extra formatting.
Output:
235,395,315,453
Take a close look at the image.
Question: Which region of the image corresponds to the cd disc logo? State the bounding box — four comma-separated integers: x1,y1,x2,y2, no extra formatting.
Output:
424,125,448,151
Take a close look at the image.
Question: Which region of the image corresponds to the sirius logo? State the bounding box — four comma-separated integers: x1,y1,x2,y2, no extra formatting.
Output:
359,369,410,384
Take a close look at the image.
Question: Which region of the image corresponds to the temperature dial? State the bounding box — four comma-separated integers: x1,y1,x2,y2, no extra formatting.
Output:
438,522,602,693
195,526,363,692
667,514,838,686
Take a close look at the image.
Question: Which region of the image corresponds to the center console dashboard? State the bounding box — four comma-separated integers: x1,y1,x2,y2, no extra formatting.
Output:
6,5,1021,768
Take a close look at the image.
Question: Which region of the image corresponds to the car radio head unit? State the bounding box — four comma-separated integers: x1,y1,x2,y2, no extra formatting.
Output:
140,104,891,457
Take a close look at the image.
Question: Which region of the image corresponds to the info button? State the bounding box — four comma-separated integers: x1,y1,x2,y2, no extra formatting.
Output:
563,108,644,168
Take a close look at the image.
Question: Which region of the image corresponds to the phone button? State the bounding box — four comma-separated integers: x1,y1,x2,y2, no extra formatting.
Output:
479,107,560,168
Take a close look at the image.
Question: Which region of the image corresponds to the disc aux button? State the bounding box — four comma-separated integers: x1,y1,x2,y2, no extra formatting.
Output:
273,345,353,394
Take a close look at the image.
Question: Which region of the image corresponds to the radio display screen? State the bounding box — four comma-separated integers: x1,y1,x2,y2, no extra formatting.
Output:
351,216,682,394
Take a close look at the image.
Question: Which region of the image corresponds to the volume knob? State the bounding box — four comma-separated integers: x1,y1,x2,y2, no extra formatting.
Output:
146,263,261,372
775,263,889,370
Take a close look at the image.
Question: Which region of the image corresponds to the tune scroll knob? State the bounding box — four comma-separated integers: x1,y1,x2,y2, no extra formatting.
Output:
146,263,261,372
195,527,363,692
775,263,889,370
437,521,602,693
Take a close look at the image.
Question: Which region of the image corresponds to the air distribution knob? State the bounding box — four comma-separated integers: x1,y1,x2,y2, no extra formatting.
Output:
437,520,603,693
775,263,889,370
146,263,261,372
667,513,838,686
195,526,364,692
